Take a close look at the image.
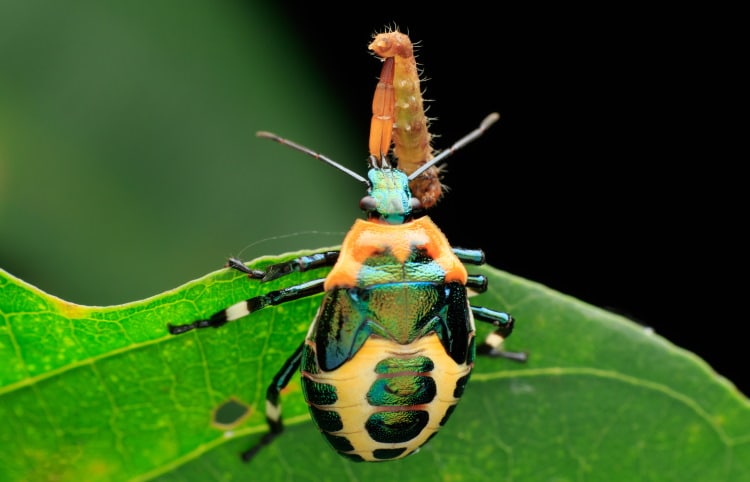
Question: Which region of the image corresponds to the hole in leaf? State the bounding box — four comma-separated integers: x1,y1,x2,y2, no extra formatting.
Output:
212,397,251,429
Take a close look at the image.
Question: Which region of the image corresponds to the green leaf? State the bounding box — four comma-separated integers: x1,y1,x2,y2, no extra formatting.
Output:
1,253,748,482
0,0,362,306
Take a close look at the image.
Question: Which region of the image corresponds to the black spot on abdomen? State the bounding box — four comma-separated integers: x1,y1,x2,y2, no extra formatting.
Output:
365,410,429,443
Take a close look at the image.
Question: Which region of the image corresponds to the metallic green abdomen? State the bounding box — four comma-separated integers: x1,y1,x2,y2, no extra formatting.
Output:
300,282,476,462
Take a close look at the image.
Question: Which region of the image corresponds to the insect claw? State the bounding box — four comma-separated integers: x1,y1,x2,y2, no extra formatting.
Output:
227,257,266,279
167,323,191,335
494,349,529,363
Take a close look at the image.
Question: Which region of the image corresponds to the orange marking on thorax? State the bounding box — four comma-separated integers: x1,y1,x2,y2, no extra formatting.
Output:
324,216,467,290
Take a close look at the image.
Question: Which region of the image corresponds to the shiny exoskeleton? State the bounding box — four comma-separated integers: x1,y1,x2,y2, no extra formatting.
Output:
168,113,526,463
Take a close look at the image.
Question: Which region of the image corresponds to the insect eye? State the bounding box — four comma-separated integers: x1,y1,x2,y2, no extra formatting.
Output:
359,196,377,212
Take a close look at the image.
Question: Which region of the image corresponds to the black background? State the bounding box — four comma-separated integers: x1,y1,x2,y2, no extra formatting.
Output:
263,4,744,395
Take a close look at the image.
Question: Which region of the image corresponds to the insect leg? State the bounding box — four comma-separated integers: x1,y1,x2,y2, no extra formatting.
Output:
227,251,340,283
167,278,326,334
457,248,489,295
241,341,305,462
472,306,528,362
466,274,488,293
452,247,485,265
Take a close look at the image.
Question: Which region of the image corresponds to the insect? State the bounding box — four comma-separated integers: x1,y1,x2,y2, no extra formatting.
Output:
168,30,526,463
369,30,442,208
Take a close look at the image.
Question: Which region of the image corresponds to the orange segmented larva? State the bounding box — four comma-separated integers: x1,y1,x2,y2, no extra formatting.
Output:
368,30,443,208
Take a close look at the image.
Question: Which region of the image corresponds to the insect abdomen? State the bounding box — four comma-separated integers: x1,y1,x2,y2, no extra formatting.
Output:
301,334,473,462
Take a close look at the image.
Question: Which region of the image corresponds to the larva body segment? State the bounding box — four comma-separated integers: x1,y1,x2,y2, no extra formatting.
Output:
369,31,443,208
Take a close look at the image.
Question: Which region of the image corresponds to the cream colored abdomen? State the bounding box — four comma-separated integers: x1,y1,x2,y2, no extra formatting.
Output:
303,333,472,461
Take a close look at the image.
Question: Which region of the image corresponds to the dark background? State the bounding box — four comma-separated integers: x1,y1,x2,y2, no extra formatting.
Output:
270,4,744,395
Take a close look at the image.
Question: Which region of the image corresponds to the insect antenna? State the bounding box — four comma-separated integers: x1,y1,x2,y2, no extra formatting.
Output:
256,131,369,185
407,112,500,181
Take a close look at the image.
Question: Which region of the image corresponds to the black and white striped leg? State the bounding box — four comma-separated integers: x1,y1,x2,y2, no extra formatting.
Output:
167,278,326,335
472,305,528,362
456,246,528,362
228,251,340,283
241,342,305,462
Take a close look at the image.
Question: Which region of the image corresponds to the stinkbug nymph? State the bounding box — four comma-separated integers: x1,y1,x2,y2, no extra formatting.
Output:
168,29,527,463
